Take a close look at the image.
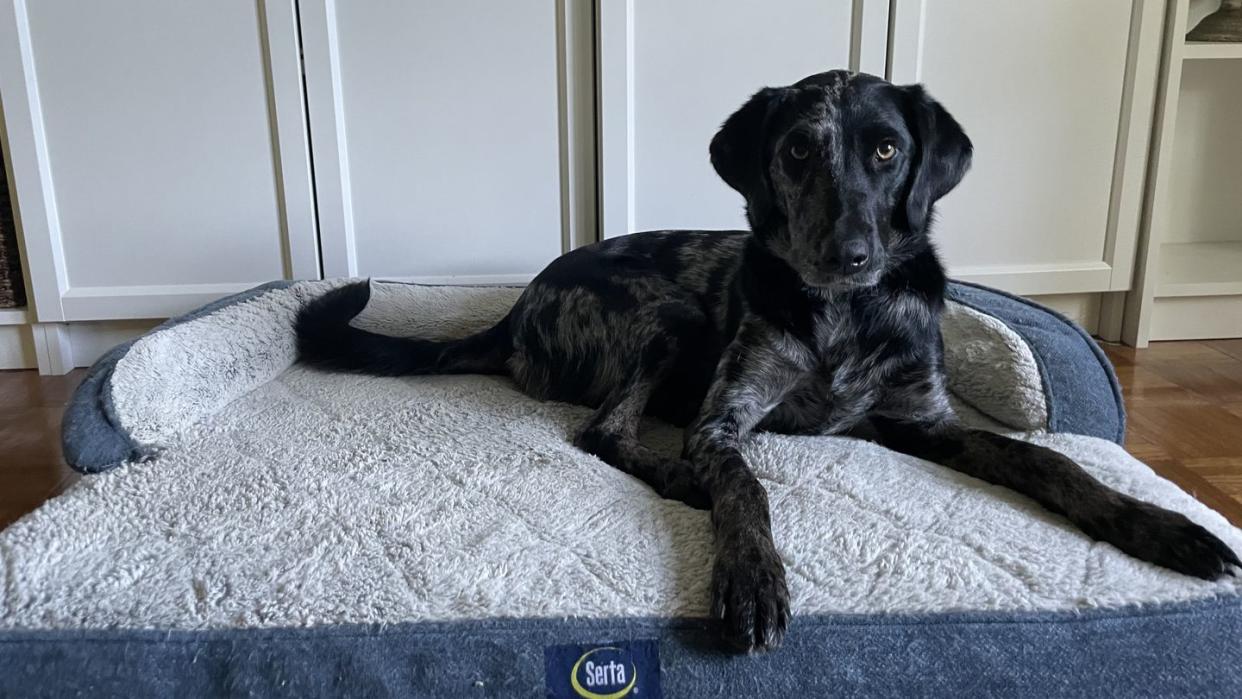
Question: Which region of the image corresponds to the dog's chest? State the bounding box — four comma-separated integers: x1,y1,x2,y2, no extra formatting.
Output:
763,309,891,434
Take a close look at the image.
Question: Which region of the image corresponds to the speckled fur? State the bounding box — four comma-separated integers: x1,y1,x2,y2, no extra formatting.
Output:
297,70,1240,654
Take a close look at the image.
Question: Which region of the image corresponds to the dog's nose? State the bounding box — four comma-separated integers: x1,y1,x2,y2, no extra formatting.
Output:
832,239,871,275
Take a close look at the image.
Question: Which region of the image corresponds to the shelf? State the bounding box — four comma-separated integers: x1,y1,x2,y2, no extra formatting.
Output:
1183,41,1242,60
1157,241,1242,298
0,307,30,326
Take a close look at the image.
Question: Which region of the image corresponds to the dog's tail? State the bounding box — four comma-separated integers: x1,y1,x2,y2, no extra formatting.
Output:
295,282,512,376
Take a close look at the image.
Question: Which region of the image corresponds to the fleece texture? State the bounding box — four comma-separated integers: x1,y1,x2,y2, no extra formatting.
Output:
3,366,1241,629
2,280,1240,631
949,280,1126,442
84,280,1056,475
940,301,1047,431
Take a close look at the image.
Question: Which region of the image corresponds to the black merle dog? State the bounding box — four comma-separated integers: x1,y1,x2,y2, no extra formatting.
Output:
298,70,1239,652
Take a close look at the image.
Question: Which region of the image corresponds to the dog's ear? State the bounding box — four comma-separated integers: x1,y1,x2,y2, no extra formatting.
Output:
710,88,785,227
901,84,972,232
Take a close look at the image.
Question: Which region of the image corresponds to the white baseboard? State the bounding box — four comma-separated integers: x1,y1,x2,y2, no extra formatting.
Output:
0,319,159,371
0,324,37,369
1028,293,1102,336
66,319,161,368
953,263,1113,297
59,283,264,321
1150,296,1242,341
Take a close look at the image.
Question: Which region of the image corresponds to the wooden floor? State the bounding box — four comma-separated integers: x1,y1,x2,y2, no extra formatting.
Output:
3,341,1242,528
1102,339,1242,527
1,368,86,529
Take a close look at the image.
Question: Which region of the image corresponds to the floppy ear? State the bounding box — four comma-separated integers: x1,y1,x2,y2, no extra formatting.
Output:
710,87,784,227
902,84,972,233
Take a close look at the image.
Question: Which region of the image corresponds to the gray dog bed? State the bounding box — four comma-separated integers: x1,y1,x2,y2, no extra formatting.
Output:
2,280,1239,697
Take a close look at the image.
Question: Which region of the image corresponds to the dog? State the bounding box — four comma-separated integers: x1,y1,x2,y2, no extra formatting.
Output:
296,70,1239,653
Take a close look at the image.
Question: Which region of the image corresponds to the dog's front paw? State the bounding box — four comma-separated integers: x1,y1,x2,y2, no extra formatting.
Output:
1097,499,1240,580
710,531,790,653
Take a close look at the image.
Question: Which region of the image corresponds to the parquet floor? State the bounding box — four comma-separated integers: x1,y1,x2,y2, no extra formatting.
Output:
1102,340,1242,527
1,368,83,528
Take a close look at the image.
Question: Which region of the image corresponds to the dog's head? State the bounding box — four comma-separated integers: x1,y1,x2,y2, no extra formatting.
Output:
711,70,972,291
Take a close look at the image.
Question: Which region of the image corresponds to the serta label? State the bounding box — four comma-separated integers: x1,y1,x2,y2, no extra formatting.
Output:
544,639,661,699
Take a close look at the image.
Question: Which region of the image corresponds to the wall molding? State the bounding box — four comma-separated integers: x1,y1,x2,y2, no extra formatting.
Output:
0,0,70,321
258,0,321,280
298,0,357,278
949,261,1114,297
59,283,266,322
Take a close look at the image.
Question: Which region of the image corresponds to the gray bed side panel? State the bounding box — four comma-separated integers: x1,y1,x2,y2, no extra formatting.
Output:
947,281,1126,444
61,280,298,474
60,341,145,473
2,597,1238,698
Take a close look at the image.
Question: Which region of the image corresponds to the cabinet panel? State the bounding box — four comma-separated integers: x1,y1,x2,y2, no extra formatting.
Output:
600,0,855,236
891,0,1158,294
1,0,316,321
27,2,282,289
304,0,571,282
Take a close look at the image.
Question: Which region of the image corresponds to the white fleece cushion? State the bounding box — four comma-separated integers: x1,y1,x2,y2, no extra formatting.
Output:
6,280,1231,631
941,301,1049,431
107,281,1049,456
1,367,1239,630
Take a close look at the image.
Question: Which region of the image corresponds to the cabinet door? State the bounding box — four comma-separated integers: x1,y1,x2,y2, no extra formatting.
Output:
301,0,591,283
890,0,1163,295
0,0,317,321
598,0,860,236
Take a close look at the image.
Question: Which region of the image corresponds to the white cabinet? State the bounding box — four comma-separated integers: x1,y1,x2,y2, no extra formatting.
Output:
0,1,1179,372
598,0,865,236
0,0,316,321
300,0,590,283
889,0,1162,297
596,0,1160,299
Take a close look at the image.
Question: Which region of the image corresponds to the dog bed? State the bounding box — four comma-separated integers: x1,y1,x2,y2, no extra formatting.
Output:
2,279,1239,697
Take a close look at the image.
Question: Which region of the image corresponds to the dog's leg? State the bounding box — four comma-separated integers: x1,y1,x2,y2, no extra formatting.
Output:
871,414,1240,579
683,326,810,652
575,303,717,508
575,372,709,510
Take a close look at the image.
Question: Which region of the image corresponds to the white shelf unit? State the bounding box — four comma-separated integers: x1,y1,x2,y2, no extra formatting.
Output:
0,307,29,326
1157,241,1242,297
1183,40,1242,59
1123,1,1242,345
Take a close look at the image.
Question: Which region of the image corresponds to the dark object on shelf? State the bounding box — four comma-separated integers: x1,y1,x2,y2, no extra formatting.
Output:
0,154,28,309
1187,0,1242,42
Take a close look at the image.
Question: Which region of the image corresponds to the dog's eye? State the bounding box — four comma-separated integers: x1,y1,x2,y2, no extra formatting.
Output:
789,143,810,160
875,141,898,161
